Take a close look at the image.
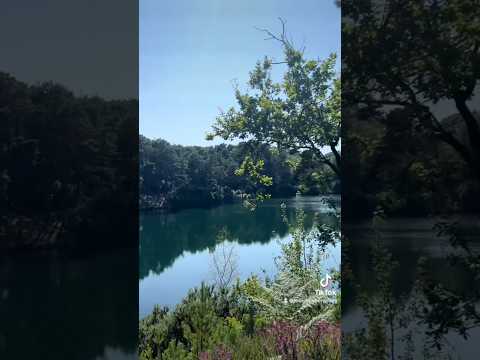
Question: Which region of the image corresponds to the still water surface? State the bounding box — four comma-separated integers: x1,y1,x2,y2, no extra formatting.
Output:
139,196,340,318
344,216,480,359
0,249,137,359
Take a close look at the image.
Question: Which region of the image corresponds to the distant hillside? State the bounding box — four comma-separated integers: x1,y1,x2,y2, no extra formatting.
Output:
139,136,297,211
0,72,138,251
139,135,340,211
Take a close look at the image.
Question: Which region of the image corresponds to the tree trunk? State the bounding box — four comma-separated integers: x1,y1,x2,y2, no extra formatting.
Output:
455,98,480,180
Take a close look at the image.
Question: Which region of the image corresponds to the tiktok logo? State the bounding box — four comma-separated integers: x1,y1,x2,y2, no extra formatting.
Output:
320,273,332,288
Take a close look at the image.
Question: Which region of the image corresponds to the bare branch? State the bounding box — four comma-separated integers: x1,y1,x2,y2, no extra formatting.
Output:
254,17,293,49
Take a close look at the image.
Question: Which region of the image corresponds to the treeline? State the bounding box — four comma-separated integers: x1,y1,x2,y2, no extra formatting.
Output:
0,72,138,251
140,136,294,210
140,136,340,211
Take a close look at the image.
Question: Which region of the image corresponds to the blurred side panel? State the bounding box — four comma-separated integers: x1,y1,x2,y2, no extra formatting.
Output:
342,1,480,359
0,1,139,359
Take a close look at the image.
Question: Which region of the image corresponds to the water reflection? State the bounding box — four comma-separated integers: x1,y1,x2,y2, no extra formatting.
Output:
0,249,137,360
140,196,339,280
343,216,480,358
139,196,340,317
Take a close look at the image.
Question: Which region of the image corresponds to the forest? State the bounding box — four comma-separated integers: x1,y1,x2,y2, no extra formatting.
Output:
140,136,340,211
0,72,138,252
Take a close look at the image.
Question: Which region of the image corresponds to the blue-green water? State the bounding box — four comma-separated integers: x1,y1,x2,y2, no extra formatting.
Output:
139,195,340,318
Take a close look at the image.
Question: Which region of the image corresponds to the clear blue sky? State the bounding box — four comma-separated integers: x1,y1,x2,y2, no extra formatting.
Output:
140,0,340,146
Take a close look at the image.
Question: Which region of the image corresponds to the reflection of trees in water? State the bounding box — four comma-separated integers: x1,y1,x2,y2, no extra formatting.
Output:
0,250,137,360
346,223,478,292
343,226,427,312
343,220,480,358
417,221,480,353
344,236,475,312
139,200,338,280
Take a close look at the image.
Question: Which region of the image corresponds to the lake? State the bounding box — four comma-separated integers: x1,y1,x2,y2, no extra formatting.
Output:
343,216,480,359
139,195,340,318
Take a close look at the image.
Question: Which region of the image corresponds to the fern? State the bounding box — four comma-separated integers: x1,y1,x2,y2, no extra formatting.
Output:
242,208,340,331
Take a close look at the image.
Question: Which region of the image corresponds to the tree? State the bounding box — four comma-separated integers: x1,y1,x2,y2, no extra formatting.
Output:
209,229,239,291
343,0,480,179
207,19,341,177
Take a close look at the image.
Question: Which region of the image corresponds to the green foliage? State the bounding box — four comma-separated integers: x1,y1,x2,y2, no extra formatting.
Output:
234,155,273,210
242,209,340,329
224,316,244,345
139,283,254,359
207,20,341,203
207,47,341,176
139,137,297,211
235,156,273,187
162,341,192,360
182,284,225,356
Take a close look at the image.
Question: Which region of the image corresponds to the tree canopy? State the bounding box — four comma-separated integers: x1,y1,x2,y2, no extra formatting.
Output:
207,20,341,178
343,0,480,178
